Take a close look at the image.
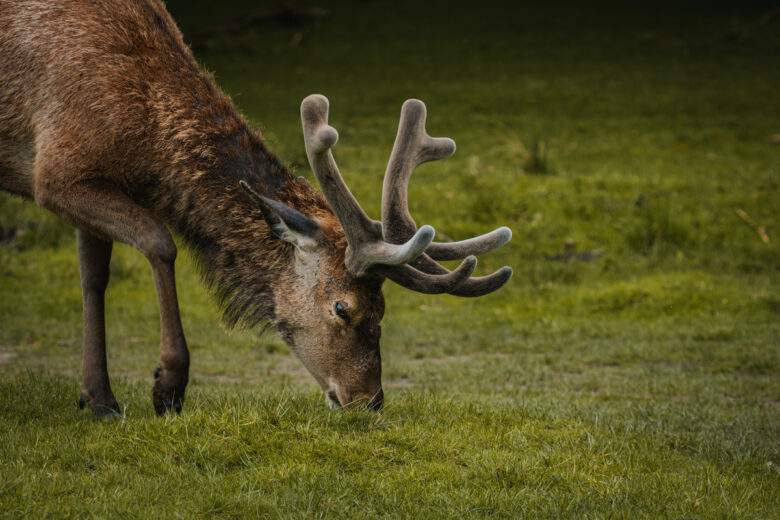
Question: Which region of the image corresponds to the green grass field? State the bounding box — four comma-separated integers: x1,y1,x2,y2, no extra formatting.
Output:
1,1,779,517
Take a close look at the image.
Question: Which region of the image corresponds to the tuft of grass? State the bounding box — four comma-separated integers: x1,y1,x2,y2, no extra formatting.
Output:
521,137,554,176
626,194,691,257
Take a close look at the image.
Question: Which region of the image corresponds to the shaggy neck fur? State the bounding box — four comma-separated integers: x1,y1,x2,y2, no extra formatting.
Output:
144,72,336,327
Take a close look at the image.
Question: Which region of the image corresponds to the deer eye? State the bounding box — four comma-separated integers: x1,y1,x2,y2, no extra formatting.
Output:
334,301,351,324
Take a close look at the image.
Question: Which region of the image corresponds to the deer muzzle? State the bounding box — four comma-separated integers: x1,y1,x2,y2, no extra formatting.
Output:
326,385,384,411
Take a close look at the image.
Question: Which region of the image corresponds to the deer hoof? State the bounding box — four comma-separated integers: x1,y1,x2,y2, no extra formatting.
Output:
152,366,187,416
78,392,122,418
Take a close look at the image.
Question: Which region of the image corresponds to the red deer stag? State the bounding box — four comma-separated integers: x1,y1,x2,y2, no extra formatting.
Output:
0,0,512,415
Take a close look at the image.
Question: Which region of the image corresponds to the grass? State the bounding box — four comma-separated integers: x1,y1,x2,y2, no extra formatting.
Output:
1,0,779,517
521,138,554,175
1,375,776,518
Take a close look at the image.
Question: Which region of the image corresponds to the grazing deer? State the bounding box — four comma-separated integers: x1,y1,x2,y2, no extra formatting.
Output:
0,0,512,415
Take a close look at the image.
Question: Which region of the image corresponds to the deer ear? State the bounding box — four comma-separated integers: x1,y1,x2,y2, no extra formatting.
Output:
239,181,321,248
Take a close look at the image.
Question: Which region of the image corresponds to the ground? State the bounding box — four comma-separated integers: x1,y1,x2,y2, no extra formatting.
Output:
1,0,778,517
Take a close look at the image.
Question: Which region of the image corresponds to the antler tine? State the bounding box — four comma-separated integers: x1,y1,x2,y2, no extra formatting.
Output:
381,99,456,243
301,94,436,276
377,256,478,294
426,226,513,261
412,255,513,297
301,94,377,244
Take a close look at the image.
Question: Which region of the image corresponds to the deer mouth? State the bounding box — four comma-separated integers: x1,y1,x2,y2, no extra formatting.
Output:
324,386,384,411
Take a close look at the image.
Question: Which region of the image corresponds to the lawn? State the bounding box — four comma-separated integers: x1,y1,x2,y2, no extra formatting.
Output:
1,0,778,517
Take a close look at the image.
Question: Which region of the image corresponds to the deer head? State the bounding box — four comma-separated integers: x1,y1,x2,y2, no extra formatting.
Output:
240,95,512,410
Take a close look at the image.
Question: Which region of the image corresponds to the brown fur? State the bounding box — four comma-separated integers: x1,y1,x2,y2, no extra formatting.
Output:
0,0,383,413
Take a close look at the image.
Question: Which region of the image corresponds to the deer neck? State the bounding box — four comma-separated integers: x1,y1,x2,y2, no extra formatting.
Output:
147,91,325,327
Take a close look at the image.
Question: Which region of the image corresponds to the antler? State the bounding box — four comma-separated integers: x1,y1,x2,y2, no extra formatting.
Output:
380,99,513,296
301,95,435,277
300,94,512,296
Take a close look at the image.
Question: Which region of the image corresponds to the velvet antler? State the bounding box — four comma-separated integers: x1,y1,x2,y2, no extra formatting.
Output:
301,95,435,277
300,94,512,296
381,99,513,297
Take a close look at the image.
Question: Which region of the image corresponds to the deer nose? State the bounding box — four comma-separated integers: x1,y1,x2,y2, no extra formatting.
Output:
349,387,383,411
326,387,383,411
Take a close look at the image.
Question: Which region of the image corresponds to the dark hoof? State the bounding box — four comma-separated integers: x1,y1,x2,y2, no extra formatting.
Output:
152,366,188,416
78,392,122,418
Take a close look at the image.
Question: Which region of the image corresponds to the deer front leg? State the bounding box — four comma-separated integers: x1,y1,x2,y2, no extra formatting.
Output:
148,246,190,415
77,230,121,416
35,174,190,415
